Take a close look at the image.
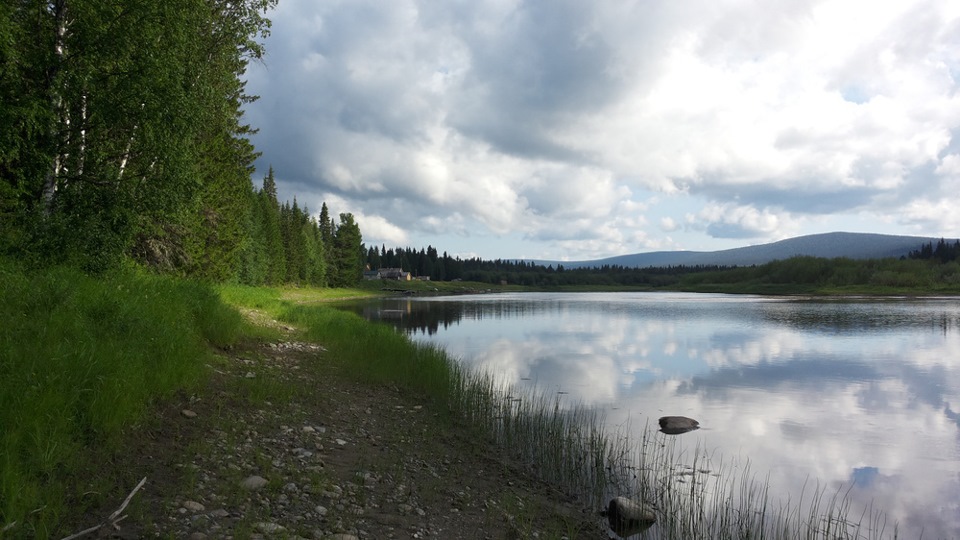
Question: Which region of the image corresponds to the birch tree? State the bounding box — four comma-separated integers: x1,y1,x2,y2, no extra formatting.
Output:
0,0,276,271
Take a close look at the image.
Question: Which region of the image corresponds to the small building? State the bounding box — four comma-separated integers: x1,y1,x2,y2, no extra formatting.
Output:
377,268,412,281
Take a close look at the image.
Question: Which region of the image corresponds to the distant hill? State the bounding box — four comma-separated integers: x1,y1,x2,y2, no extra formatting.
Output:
531,232,952,269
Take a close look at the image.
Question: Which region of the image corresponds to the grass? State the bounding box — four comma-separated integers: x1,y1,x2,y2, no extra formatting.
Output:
0,259,246,538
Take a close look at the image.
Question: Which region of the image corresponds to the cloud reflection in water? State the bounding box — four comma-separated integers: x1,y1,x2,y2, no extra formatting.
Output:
344,292,960,537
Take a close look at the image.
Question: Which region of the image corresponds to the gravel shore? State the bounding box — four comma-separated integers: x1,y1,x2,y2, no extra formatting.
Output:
74,316,605,539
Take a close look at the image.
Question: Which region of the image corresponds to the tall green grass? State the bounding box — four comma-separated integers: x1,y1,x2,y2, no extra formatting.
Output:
0,259,244,538
285,304,456,402
218,284,456,406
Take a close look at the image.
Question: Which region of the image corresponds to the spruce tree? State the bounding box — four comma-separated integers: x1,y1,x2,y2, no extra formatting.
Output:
260,168,285,284
330,213,364,287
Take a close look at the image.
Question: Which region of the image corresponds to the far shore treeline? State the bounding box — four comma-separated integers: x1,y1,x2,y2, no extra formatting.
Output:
367,241,960,292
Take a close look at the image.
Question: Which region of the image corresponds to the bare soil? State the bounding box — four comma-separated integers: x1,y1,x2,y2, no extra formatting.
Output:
64,312,607,539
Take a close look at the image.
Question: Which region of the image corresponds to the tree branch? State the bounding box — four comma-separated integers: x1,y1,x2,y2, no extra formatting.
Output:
59,477,147,540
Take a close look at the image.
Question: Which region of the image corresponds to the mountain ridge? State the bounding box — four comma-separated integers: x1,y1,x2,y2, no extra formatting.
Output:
529,232,953,269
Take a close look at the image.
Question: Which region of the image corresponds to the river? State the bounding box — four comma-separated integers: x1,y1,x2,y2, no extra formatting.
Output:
338,292,960,538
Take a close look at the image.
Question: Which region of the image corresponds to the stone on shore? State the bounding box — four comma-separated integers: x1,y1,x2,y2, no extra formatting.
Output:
183,500,205,512
658,415,700,435
606,496,656,536
240,475,269,491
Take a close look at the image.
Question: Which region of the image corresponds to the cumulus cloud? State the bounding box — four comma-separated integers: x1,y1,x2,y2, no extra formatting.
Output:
686,202,797,240
245,0,960,259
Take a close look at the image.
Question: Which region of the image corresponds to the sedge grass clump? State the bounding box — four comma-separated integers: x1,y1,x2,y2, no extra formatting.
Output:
281,304,456,403
0,260,243,538
216,283,286,316
441,361,898,539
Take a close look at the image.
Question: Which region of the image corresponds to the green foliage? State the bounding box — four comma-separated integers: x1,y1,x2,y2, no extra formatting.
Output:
909,238,960,262
330,212,364,288
28,186,135,273
0,3,362,290
678,255,960,294
370,240,960,294
318,202,334,271
259,168,286,284
369,245,465,281
284,305,454,401
232,168,333,287
215,284,447,398
0,259,244,537
0,0,276,273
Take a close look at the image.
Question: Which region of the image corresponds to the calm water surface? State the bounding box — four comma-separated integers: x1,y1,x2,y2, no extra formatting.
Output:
341,292,960,537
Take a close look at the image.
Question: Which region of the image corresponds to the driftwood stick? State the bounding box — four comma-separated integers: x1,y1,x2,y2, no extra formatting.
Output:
59,523,101,540
59,477,147,540
108,476,146,522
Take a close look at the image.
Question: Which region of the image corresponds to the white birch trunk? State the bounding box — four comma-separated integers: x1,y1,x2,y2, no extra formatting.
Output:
77,91,86,177
41,0,69,213
117,125,136,181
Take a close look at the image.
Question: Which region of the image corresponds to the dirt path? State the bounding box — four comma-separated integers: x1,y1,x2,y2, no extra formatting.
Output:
88,314,607,539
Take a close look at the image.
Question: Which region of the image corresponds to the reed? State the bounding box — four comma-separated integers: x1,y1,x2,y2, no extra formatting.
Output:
374,340,897,539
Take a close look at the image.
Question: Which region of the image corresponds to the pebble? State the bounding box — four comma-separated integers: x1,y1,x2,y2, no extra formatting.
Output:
155,337,602,539
183,500,205,512
256,522,285,534
241,475,269,491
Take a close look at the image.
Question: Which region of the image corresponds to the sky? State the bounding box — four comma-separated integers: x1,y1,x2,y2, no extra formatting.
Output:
242,0,960,261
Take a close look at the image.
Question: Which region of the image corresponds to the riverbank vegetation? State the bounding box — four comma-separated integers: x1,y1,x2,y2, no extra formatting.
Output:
676,255,960,295
0,260,248,536
0,261,909,538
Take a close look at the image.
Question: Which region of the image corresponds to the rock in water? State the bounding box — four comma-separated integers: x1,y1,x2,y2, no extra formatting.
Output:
606,496,656,536
658,415,700,435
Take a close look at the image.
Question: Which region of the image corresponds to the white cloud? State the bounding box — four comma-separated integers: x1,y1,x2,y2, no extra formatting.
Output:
246,0,960,259
689,203,798,240
660,217,679,232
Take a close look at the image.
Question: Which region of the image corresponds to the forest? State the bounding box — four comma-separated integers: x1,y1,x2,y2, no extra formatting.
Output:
367,242,960,292
0,1,363,286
